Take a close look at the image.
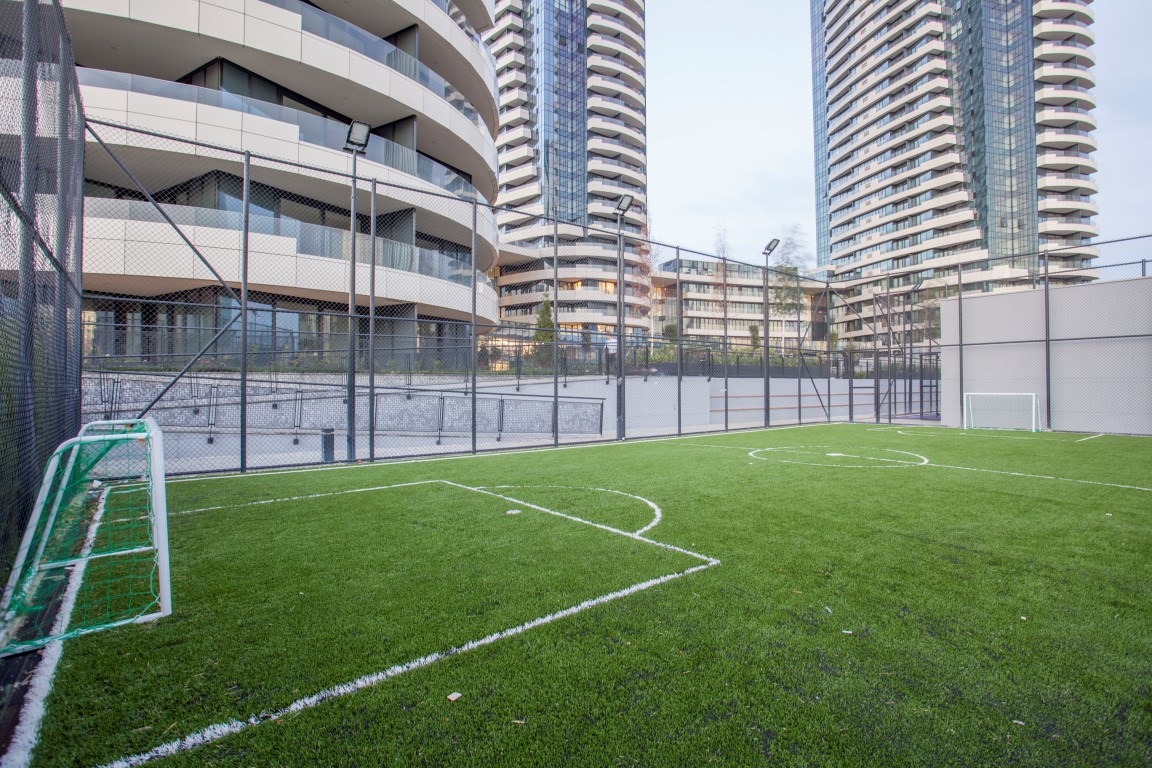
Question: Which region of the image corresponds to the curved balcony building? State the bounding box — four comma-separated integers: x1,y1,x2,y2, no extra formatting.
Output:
811,0,1098,345
484,0,649,338
64,0,500,359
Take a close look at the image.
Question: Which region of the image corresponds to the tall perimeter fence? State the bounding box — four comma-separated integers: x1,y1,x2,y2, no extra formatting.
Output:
75,120,1152,475
0,0,84,589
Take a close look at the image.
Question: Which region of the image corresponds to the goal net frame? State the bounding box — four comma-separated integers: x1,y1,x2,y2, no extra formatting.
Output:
963,392,1041,432
0,418,170,656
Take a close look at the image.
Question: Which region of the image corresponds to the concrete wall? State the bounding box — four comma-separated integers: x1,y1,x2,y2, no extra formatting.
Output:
940,277,1152,434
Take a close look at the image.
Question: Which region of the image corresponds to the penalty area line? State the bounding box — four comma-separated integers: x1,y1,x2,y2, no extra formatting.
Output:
925,463,1152,492
99,562,717,768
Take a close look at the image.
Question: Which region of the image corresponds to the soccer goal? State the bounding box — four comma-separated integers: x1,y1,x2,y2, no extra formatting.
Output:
963,393,1041,432
0,419,170,656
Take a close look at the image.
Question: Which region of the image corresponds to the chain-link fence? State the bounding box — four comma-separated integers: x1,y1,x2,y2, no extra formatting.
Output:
77,116,1152,475
0,0,84,585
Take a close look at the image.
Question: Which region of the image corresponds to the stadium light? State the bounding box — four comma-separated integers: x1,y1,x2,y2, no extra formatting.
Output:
344,121,371,154
762,238,780,260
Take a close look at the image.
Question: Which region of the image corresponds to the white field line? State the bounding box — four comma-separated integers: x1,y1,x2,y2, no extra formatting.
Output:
2,489,110,768
176,480,442,515
1076,434,1104,443
923,463,1152,492
481,485,663,536
166,422,839,485
100,485,719,767
447,483,718,565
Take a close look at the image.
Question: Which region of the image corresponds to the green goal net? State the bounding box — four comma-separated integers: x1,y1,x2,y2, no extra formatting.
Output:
0,419,170,656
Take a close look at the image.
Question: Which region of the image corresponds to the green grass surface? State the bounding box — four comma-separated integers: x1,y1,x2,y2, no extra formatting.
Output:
33,424,1152,766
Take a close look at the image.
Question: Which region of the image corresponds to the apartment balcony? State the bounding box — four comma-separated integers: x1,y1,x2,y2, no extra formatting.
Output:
497,164,537,190
83,197,499,323
1035,84,1095,110
588,136,646,168
1036,106,1096,130
1034,39,1094,67
1037,150,1097,173
587,0,644,35
587,32,645,71
1034,18,1094,46
498,142,534,167
1039,216,1098,238
495,124,532,149
1033,0,1094,24
587,93,646,129
1038,172,1098,195
1034,62,1095,88
587,55,645,91
487,28,525,56
588,156,645,187
498,180,540,208
586,13,644,53
499,105,530,127
499,86,530,110
1038,194,1098,216
588,75,645,110
1037,127,1096,151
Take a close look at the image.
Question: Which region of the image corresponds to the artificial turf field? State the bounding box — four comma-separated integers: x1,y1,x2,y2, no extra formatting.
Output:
29,423,1152,767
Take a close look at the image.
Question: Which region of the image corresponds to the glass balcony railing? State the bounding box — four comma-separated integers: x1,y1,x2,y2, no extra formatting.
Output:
85,197,492,290
78,69,481,201
256,0,482,127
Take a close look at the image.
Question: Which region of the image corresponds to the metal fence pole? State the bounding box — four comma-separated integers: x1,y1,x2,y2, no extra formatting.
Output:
796,273,803,425
369,179,377,462
239,152,251,472
552,208,559,448
957,263,965,427
722,259,730,431
70,149,84,438
763,267,770,428
15,0,40,516
616,217,626,441
1043,253,1052,431
346,154,358,462
470,198,479,454
675,247,683,436
53,25,72,441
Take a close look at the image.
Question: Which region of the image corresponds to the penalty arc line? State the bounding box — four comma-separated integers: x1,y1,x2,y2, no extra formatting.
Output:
480,485,663,536
98,562,717,768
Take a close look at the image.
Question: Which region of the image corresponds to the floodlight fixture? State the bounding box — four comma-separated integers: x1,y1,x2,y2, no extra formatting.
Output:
615,194,634,214
762,238,780,258
344,121,371,153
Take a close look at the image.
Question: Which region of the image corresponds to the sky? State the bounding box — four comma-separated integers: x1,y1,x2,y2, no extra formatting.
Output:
645,0,1152,267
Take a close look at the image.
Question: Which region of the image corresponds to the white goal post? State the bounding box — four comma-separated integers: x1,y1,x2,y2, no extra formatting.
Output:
963,393,1041,432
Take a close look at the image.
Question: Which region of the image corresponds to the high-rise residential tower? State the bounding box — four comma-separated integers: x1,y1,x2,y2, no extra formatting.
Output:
810,0,1097,345
484,0,649,337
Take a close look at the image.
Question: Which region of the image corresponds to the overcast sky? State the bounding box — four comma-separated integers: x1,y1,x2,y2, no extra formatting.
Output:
646,0,1152,266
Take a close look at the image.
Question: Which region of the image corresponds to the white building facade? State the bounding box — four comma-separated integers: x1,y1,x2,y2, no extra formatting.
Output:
65,0,501,361
811,0,1097,345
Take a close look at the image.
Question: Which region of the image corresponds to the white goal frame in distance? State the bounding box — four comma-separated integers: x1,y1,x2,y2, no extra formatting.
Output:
963,392,1041,432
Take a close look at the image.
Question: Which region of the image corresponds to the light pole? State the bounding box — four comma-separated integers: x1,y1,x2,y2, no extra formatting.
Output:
343,121,370,461
761,239,780,428
614,193,634,441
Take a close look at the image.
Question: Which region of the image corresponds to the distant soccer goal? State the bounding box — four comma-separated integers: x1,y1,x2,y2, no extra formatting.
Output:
963,393,1041,432
0,419,170,656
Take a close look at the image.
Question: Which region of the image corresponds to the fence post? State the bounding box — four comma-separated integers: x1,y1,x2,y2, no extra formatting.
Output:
762,266,770,428
15,0,40,521
796,273,803,425
346,154,358,462
676,247,683,436
552,207,559,448
1043,253,1052,431
239,151,251,473
722,259,730,431
957,263,965,427
369,179,377,462
470,197,479,454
